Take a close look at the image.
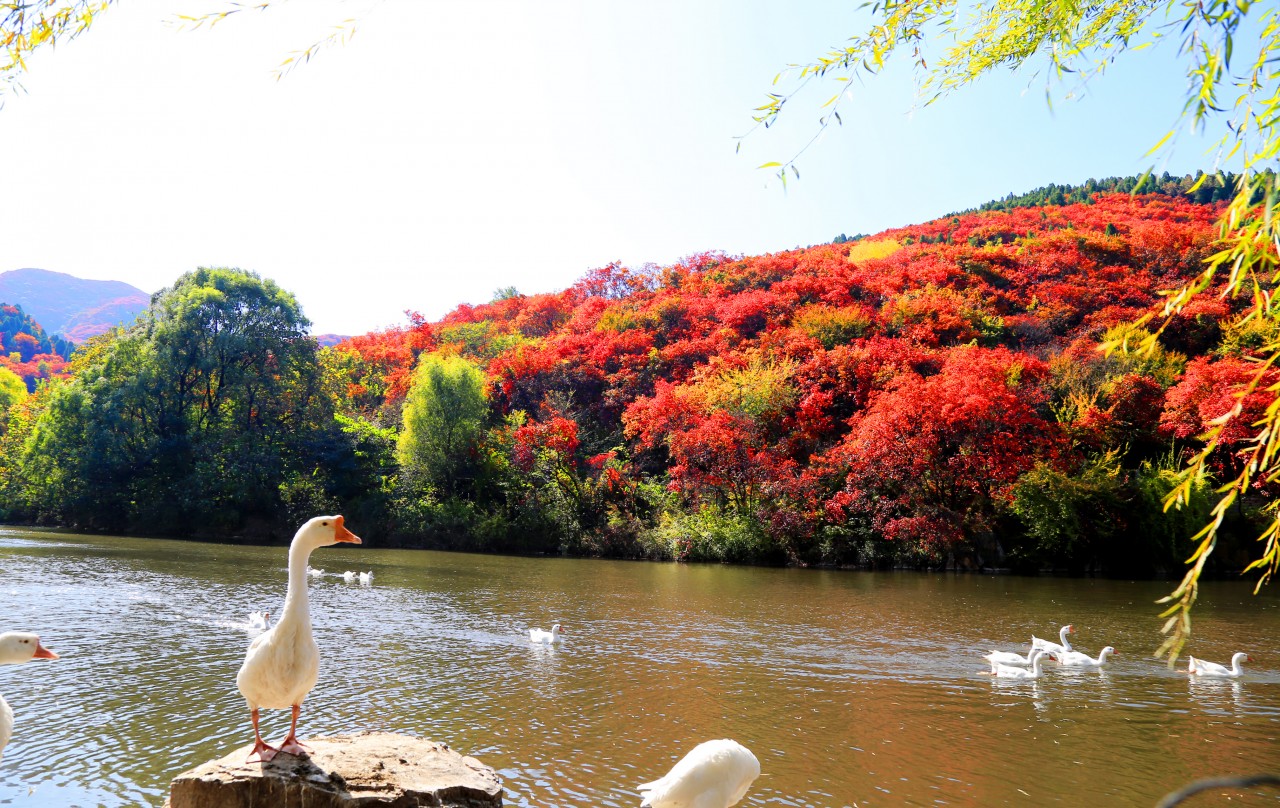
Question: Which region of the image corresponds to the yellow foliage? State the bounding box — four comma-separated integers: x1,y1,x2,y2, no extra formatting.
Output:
846,238,902,264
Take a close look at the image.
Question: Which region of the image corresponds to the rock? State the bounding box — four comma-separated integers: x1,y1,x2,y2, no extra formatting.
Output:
166,731,503,807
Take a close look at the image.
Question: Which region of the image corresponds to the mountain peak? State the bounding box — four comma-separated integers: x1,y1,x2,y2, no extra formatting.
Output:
0,268,150,342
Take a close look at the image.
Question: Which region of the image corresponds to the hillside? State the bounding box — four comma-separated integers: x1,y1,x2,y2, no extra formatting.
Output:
0,268,149,342
315,190,1253,574
0,304,71,390
4,187,1260,578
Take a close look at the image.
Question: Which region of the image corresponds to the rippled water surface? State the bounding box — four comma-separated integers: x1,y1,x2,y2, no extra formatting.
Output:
1,526,1279,807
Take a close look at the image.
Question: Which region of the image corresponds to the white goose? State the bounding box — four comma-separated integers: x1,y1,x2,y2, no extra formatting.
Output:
983,648,1038,670
1031,624,1075,655
1188,652,1251,678
638,739,760,808
358,571,373,586
307,566,324,579
990,649,1048,679
529,623,563,643
0,632,59,761
236,515,361,762
342,571,356,584
247,612,270,630
1055,646,1117,667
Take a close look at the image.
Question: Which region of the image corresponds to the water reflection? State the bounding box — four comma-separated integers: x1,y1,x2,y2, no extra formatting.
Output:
0,527,1277,807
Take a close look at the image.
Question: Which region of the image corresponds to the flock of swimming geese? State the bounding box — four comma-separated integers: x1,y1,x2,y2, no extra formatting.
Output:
982,623,1252,680
0,515,1262,807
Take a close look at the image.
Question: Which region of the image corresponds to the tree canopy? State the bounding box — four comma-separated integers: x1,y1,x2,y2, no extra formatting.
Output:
0,267,340,535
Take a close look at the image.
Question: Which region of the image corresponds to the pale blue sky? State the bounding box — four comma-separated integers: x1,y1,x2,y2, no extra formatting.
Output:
0,0,1219,335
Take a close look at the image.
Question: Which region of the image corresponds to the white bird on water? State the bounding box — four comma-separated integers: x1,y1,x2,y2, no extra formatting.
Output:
358,571,373,586
1031,624,1076,655
247,612,270,630
1055,646,1117,667
0,632,59,761
982,648,1038,670
307,566,324,579
236,515,362,762
638,739,760,808
1188,652,1251,678
529,623,563,643
342,571,356,583
989,649,1049,679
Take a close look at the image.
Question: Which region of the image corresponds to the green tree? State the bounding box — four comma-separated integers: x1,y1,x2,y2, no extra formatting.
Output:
397,352,488,496
6,267,339,535
753,0,1280,660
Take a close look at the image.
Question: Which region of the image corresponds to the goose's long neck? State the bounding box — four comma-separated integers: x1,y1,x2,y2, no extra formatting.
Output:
280,541,315,628
1031,654,1044,675
1059,627,1072,649
1232,655,1247,675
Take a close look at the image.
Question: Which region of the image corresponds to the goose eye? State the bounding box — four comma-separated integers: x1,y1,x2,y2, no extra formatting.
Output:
322,521,329,526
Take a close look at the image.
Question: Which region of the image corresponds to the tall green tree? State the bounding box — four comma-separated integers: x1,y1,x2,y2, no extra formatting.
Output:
7,267,337,535
397,352,488,497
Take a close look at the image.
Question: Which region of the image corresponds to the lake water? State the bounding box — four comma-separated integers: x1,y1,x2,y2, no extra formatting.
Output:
1,525,1278,807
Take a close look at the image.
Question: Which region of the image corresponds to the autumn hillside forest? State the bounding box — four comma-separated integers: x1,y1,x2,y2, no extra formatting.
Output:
0,178,1265,577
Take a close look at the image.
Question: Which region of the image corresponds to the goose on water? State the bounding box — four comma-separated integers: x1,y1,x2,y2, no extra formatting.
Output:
1055,646,1117,667
236,515,361,762
1031,625,1075,655
638,739,760,808
529,624,563,643
342,571,356,583
247,612,270,630
983,648,1038,669
990,649,1049,679
1188,652,1251,678
358,571,373,586
0,632,59,761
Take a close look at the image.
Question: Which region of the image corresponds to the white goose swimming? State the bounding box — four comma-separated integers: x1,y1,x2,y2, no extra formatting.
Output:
1188,652,1251,678
247,612,270,630
358,571,373,586
0,632,59,761
1031,624,1075,655
529,623,563,643
1055,646,1116,667
236,515,361,762
983,648,1038,670
638,739,760,808
342,571,356,583
990,649,1048,679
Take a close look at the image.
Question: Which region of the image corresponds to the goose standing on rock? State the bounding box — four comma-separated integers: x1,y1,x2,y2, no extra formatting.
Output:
529,624,563,643
1031,625,1075,655
0,632,59,761
236,515,361,762
638,739,760,808
1188,652,1251,678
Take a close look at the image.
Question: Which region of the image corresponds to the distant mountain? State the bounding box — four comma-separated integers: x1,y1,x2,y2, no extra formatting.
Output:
314,333,351,348
0,268,150,342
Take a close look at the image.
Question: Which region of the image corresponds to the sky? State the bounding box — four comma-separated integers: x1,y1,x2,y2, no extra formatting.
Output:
0,0,1225,337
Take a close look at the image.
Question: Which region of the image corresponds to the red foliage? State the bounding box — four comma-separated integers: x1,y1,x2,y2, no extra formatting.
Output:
822,347,1064,550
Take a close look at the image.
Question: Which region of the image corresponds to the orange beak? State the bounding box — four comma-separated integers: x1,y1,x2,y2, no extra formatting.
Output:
333,515,362,545
1067,625,1076,633
33,642,58,660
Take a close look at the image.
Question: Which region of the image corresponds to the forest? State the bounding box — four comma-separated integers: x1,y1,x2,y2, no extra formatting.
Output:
0,185,1266,577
